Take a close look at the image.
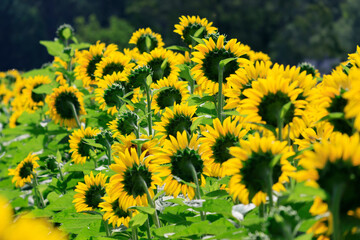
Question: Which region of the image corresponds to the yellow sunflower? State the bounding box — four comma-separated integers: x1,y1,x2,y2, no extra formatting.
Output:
348,45,360,68
296,133,360,223
9,110,24,128
248,50,272,65
2,69,21,87
241,74,306,138
112,133,159,158
95,72,128,115
74,41,118,88
8,152,40,188
224,60,272,110
108,111,139,138
73,172,108,212
123,48,142,63
53,56,68,85
343,67,360,132
129,28,165,53
0,83,13,105
94,51,135,81
298,62,321,78
22,75,51,112
226,133,296,206
46,85,86,128
69,127,101,164
151,77,190,114
140,48,181,84
174,15,217,47
199,117,248,177
152,103,197,140
191,35,251,95
100,192,138,228
108,148,162,210
152,131,210,199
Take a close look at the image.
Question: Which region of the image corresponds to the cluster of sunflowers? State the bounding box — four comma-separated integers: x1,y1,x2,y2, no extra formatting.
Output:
1,16,360,240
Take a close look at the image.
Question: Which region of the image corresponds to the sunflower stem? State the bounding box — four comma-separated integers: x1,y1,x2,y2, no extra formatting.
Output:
266,169,274,213
67,101,81,128
57,163,64,181
259,203,265,218
187,161,206,221
139,176,161,228
144,83,153,136
217,65,224,122
145,218,152,239
105,139,112,166
103,219,111,237
331,183,345,240
32,173,45,208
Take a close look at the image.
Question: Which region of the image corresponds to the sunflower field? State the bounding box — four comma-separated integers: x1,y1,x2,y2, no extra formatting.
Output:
1,16,360,240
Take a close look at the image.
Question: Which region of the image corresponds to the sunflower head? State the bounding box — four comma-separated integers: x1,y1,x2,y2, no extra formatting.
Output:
8,152,40,188
46,85,86,128
174,15,218,47
108,111,139,138
127,65,153,89
23,75,52,112
129,28,165,53
73,172,108,212
56,23,74,41
298,62,319,78
69,127,101,164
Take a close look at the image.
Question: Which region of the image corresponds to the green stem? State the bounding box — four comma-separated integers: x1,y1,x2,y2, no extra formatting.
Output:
331,183,345,240
94,157,98,169
67,101,81,128
259,203,265,218
32,173,45,208
144,83,153,136
103,219,111,237
57,163,64,181
187,162,206,221
105,140,112,166
266,169,274,213
145,218,152,239
217,65,224,122
277,119,283,141
139,176,161,228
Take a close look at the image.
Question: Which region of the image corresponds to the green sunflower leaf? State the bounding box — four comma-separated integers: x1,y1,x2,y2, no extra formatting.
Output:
82,138,104,149
191,36,205,45
166,45,189,52
131,139,150,145
190,116,213,132
32,82,59,94
280,101,293,120
129,206,155,215
56,150,63,164
219,58,237,69
294,233,313,240
194,26,205,38
177,64,195,85
152,86,172,96
40,40,69,60
69,42,91,50
145,36,152,52
129,212,148,228
270,154,282,168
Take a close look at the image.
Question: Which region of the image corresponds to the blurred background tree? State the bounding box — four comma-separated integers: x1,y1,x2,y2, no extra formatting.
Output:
1,0,359,73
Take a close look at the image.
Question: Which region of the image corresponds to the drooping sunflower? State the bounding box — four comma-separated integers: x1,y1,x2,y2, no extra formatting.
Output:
46,85,86,128
95,72,128,115
152,103,197,140
74,41,118,88
224,60,272,110
112,133,159,158
140,48,181,84
226,133,296,206
22,75,51,112
8,152,40,188
151,77,190,114
73,172,108,212
241,74,306,138
100,192,138,228
108,148,162,210
174,15,217,47
296,133,360,223
191,35,251,95
129,28,165,53
199,117,248,177
94,51,135,81
69,127,101,164
152,131,210,199
108,111,139,138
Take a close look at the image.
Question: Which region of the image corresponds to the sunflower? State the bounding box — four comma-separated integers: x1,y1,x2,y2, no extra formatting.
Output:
174,15,217,47
152,131,209,199
191,35,251,95
100,192,138,228
127,64,152,89
140,48,181,84
108,148,162,210
69,127,101,164
224,60,272,110
74,41,118,88
46,85,86,128
123,48,142,63
112,133,159,158
296,133,360,222
129,28,165,53
241,74,306,138
199,117,248,177
8,152,40,188
348,45,360,68
151,77,190,114
298,62,320,78
9,110,24,128
152,103,197,140
226,133,296,206
53,56,68,85
1,69,21,87
22,75,51,112
293,121,334,150
249,50,272,65
0,83,13,105
108,111,139,138
73,172,108,212
343,67,360,132
95,72,128,115
94,51,135,81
